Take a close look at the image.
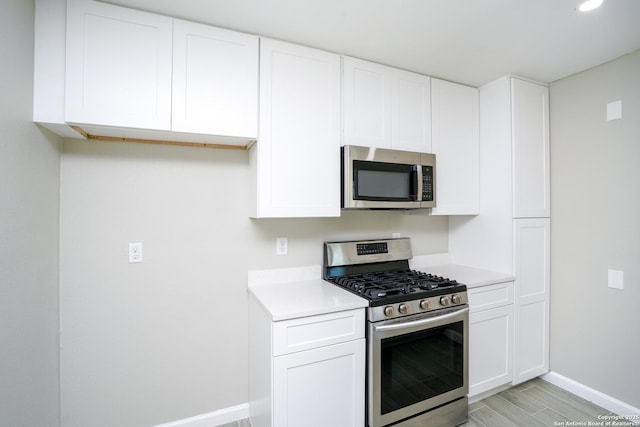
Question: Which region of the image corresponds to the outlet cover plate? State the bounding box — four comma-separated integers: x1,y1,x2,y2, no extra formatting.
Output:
608,269,623,290
129,242,143,263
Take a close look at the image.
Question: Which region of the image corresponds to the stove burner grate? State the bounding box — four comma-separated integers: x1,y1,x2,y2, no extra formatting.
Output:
332,269,459,300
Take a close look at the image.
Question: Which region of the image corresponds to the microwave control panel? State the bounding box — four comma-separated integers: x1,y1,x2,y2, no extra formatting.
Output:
422,166,434,201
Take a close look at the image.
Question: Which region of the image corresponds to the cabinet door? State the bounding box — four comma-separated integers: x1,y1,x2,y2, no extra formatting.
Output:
431,78,480,215
469,305,513,397
65,0,172,130
273,339,365,427
512,218,550,384
391,70,431,152
172,20,258,137
253,39,340,218
512,78,550,218
342,57,392,149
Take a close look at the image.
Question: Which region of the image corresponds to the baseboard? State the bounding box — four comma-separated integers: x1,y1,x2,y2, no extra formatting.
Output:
153,403,249,427
468,383,512,404
542,371,640,425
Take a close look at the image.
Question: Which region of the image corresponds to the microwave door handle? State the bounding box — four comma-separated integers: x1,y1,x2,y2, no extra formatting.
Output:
416,165,423,201
374,307,469,333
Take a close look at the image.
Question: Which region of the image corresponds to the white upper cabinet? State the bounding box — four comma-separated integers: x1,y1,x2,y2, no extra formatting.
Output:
431,78,479,215
172,20,258,138
40,0,258,146
391,70,432,153
251,39,341,218
342,57,431,152
512,78,550,218
65,0,173,130
342,58,391,149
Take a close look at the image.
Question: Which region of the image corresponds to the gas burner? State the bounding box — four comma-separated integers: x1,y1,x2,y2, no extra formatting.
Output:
331,269,460,301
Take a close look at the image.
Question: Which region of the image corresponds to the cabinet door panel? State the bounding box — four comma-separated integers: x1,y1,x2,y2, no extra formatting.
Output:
431,78,479,215
392,70,431,152
468,281,513,313
514,218,550,302
469,305,513,396
273,309,364,356
273,340,365,427
172,20,258,137
254,39,340,217
65,0,172,129
342,57,392,149
512,78,550,218
513,218,550,384
513,300,548,383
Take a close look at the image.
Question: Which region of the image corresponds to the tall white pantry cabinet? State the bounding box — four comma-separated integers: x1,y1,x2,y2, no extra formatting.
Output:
450,76,550,387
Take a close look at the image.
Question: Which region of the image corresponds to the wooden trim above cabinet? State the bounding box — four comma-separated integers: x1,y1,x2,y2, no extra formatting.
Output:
70,125,257,150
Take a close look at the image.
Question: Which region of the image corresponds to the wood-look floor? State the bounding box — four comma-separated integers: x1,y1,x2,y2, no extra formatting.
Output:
219,377,617,427
463,377,616,427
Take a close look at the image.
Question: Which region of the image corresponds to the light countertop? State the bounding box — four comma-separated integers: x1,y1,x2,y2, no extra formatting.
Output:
414,264,514,289
247,262,512,321
248,267,367,321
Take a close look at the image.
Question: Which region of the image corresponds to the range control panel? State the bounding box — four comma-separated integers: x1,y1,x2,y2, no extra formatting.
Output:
369,292,468,322
357,242,389,256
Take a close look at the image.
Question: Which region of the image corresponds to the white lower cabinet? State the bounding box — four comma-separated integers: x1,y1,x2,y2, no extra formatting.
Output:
273,340,365,427
468,282,514,397
513,218,550,384
249,301,365,427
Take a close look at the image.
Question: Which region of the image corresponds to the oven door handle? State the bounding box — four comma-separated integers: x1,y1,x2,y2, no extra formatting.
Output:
374,307,469,332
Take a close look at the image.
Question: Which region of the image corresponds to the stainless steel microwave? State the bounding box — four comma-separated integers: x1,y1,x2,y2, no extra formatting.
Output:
341,145,436,209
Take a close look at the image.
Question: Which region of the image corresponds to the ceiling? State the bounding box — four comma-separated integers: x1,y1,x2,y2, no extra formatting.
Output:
105,0,640,87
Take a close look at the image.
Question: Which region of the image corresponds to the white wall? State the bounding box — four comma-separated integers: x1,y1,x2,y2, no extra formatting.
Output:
0,1,61,426
549,50,640,408
59,139,448,427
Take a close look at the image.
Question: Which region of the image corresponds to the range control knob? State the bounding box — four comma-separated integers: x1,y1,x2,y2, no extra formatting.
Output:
452,294,462,304
419,299,430,310
398,303,409,314
383,306,395,317
440,296,451,306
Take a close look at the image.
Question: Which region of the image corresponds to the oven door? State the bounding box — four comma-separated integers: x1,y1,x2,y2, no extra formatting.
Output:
368,305,469,427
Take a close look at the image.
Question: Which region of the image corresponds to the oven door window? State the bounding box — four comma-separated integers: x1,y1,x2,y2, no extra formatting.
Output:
380,320,464,414
353,160,417,201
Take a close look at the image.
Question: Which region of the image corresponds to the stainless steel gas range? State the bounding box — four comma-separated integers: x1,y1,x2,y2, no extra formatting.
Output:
323,238,469,427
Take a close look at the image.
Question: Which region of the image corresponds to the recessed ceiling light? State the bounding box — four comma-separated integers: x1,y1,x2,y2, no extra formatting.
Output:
579,0,603,12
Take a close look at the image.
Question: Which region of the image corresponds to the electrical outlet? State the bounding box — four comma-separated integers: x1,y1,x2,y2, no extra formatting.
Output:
129,242,143,263
276,237,288,255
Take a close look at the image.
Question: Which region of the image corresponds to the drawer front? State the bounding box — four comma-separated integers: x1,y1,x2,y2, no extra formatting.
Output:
273,309,365,356
468,281,514,313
